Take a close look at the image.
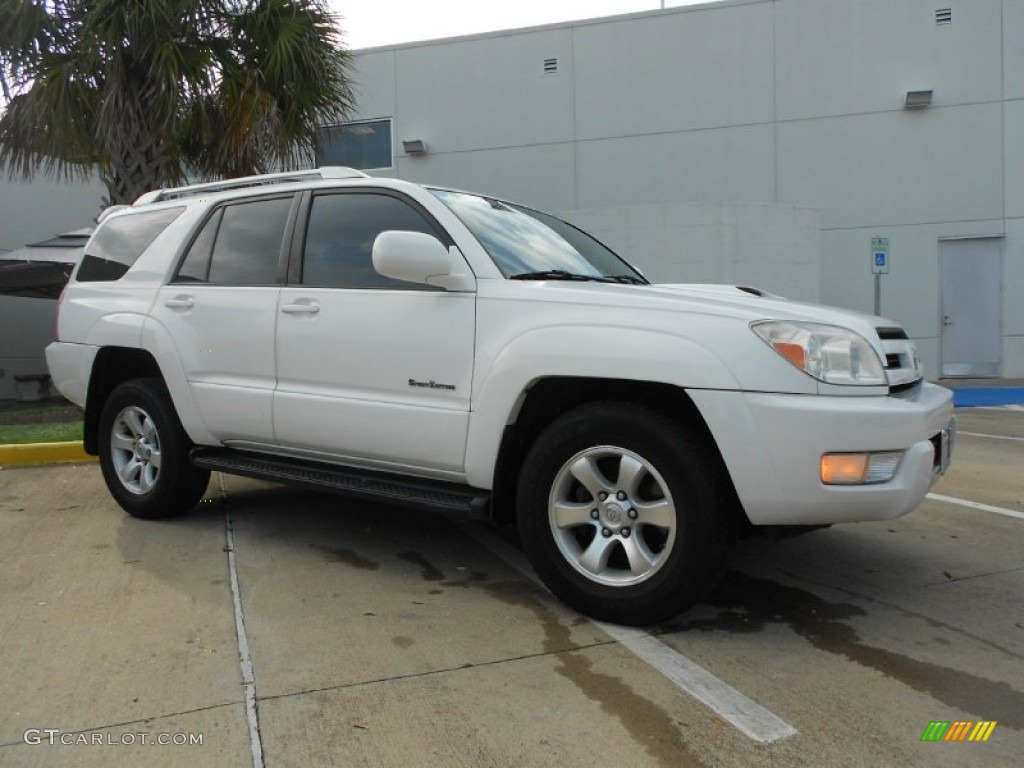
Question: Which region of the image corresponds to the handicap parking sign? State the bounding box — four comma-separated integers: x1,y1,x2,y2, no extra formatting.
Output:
871,237,889,274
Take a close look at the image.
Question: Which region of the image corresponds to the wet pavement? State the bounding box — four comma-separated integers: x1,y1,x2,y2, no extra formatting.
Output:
0,407,1021,767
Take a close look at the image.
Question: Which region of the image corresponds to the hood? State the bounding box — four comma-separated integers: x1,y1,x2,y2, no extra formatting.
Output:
513,280,902,341
491,279,922,388
648,284,921,387
651,284,897,335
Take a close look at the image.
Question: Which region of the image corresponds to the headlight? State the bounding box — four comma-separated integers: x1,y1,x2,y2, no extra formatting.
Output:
751,321,887,386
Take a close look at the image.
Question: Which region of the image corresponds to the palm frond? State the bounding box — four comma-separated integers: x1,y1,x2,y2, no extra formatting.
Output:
0,0,355,202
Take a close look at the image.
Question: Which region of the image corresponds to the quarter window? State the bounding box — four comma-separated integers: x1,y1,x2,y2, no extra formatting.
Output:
77,207,183,282
301,193,441,290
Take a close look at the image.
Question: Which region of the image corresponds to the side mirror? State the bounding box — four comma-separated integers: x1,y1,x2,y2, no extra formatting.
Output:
372,231,474,291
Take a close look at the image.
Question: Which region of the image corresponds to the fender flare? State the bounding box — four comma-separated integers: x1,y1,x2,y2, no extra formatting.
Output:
139,316,219,447
464,324,739,488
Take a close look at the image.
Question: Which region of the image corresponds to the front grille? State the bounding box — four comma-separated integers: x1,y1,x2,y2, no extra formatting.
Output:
876,325,921,389
890,381,921,395
930,432,942,467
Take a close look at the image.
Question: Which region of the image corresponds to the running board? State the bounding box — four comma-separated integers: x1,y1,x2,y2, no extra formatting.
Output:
191,448,490,519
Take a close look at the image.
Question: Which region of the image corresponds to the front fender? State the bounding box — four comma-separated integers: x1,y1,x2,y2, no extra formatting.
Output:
464,325,739,488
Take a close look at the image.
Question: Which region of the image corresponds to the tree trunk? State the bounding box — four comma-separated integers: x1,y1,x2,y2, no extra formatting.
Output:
102,142,177,206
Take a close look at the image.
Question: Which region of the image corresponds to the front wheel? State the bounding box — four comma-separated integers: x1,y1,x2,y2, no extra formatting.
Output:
517,402,734,625
98,378,211,519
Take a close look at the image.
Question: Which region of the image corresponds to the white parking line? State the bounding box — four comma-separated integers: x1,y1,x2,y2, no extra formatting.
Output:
958,431,1024,443
594,622,799,742
926,493,1024,521
463,522,799,743
222,480,265,768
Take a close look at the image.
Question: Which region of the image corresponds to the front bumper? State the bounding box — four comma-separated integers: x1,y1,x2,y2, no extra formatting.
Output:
689,382,954,525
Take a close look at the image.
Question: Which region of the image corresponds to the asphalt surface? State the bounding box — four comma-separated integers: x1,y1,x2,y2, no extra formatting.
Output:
0,407,1021,767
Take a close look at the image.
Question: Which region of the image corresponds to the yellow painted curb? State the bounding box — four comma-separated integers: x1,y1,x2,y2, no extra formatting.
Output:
0,441,96,467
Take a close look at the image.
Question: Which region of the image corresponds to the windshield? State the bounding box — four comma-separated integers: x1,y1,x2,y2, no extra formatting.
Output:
431,189,647,283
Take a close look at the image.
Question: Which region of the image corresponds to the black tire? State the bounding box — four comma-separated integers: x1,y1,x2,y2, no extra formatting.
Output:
97,378,211,519
517,401,734,626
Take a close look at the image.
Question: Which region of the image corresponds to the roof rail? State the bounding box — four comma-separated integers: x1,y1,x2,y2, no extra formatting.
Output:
132,166,371,205
96,204,132,224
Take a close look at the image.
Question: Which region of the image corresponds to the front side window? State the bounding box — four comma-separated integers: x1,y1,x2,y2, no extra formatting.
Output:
78,207,184,282
301,193,441,290
430,189,646,283
318,119,392,170
175,197,292,285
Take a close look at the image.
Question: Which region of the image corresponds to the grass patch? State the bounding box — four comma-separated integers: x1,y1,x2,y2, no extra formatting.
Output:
0,421,83,445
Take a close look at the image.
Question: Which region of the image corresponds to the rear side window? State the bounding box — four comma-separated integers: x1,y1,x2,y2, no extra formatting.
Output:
77,207,183,282
175,197,292,285
301,193,441,289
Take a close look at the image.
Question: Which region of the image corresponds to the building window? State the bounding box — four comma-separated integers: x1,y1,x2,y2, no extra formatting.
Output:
318,119,393,170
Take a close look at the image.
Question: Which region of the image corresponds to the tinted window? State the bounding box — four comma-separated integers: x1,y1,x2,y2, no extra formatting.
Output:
78,207,184,282
318,120,392,170
0,261,74,299
302,193,440,289
175,209,222,283
191,197,292,285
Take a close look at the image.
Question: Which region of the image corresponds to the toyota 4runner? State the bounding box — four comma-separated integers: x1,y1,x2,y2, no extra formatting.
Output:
46,167,955,625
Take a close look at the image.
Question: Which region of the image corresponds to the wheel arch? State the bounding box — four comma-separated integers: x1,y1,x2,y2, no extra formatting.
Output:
95,375,212,518
83,342,216,454
465,324,739,488
83,348,162,454
488,377,748,532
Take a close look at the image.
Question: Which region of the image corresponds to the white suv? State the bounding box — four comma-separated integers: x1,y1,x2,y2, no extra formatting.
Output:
47,167,954,625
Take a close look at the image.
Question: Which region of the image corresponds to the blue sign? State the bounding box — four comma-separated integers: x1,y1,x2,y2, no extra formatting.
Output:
871,237,890,274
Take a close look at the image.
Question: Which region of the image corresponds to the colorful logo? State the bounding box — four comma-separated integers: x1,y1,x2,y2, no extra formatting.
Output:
920,721,997,742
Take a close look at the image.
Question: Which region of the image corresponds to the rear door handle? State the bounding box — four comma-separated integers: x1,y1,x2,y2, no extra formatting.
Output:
281,303,320,315
164,296,194,310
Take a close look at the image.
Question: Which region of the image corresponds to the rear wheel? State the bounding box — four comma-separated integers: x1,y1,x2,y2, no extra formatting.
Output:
98,378,210,519
517,402,734,625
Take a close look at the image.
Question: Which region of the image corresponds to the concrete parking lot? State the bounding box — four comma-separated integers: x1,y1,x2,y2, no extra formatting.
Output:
1,407,1021,767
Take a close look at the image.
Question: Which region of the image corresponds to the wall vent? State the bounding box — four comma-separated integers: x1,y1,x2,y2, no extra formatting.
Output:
935,8,952,25
543,57,558,74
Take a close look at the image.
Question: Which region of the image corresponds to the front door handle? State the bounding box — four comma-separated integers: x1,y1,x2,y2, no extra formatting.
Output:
281,303,320,315
164,296,194,310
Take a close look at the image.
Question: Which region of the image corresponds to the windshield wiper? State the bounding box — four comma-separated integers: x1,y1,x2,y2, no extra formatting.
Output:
606,274,648,285
509,270,649,285
509,270,613,282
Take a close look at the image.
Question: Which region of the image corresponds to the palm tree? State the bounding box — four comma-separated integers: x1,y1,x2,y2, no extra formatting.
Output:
0,0,355,204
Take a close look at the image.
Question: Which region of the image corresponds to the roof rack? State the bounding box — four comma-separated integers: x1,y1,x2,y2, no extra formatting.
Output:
133,166,370,205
